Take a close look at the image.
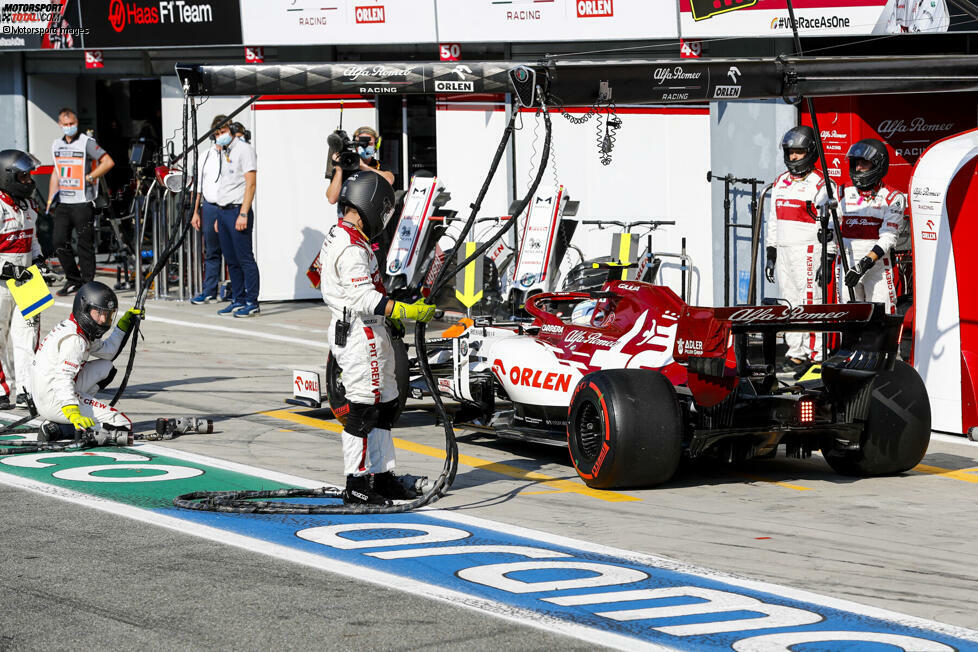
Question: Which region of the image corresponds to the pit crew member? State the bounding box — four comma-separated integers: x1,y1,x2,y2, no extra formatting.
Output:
838,139,906,313
764,125,838,373
321,172,436,505
32,281,141,444
0,149,46,408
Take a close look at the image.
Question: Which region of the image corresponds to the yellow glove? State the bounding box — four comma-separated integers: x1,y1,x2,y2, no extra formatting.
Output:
390,299,436,323
117,308,143,333
62,405,96,430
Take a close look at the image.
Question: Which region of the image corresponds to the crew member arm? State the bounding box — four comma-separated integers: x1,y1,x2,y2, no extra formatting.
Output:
90,326,127,360
47,167,59,209
361,158,394,186
868,191,907,261
335,245,389,316
326,167,343,204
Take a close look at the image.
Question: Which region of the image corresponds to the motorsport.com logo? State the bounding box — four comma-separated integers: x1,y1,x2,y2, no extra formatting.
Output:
770,15,851,29
1,2,62,22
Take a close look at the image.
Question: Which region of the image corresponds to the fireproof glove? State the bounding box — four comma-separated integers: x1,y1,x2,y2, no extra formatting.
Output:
390,299,436,323
62,405,96,430
117,308,143,333
844,255,875,288
764,247,777,284
815,254,835,287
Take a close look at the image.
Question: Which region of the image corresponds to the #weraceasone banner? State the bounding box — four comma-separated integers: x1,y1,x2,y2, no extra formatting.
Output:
679,0,957,37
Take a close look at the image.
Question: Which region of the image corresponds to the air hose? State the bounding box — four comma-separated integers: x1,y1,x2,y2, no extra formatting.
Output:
175,81,554,514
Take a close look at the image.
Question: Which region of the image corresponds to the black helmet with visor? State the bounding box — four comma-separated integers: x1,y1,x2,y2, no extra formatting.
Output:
0,149,40,202
72,281,118,340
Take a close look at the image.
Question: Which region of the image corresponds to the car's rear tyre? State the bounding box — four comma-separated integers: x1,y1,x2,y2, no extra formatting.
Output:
325,338,410,427
567,369,683,489
822,360,931,476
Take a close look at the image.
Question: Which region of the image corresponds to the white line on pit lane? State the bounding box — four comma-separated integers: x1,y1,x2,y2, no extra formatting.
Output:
53,301,329,351
931,432,978,447
130,299,332,335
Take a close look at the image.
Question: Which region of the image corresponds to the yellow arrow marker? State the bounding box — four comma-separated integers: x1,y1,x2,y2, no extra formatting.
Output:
261,408,639,503
455,241,484,308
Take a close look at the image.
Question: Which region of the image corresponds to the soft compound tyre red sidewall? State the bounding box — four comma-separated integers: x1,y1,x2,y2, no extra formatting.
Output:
567,369,683,489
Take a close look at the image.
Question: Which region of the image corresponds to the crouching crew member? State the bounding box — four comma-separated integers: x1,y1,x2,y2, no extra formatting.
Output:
33,282,141,444
838,139,906,314
320,172,437,505
0,149,46,408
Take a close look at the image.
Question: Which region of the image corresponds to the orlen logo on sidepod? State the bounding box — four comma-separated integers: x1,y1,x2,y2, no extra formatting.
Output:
577,0,613,17
355,5,385,23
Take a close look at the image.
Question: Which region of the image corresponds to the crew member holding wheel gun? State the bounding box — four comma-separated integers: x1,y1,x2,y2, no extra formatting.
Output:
321,172,437,506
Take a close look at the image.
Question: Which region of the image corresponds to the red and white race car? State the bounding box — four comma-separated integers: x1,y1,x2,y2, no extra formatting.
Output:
403,280,931,489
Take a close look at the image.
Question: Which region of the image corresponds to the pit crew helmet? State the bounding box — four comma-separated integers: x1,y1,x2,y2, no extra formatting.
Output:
781,126,818,177
847,138,889,191
339,171,395,240
73,281,118,340
0,149,40,201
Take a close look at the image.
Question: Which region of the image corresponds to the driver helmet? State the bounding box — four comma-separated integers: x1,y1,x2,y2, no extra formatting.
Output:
781,125,818,177
0,149,40,202
339,171,395,240
72,281,118,340
571,300,597,326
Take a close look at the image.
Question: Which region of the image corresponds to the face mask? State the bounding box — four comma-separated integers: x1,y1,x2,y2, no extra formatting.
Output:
215,133,232,147
62,125,78,137
358,145,375,160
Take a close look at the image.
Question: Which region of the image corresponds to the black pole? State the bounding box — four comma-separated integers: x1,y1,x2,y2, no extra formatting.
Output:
784,0,856,305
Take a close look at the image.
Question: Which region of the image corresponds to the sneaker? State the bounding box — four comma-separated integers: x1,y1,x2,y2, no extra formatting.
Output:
56,282,81,297
0,395,11,410
781,357,809,374
217,301,245,316
233,302,260,318
190,292,218,305
14,393,28,408
372,471,418,500
342,474,392,506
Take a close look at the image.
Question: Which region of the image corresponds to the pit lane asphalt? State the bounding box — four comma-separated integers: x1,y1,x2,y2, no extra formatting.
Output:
3,283,977,648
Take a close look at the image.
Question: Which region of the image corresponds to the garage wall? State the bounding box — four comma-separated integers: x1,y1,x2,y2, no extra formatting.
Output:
27,74,77,163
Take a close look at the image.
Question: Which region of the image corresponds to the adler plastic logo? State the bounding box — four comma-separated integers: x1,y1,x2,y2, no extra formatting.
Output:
355,5,385,23
576,0,613,17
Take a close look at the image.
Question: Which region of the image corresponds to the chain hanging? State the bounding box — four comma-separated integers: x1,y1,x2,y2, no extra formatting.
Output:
551,93,621,166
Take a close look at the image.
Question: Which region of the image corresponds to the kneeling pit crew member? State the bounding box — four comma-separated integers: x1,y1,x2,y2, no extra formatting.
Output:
0,149,47,408
32,281,141,444
321,171,437,505
838,138,906,314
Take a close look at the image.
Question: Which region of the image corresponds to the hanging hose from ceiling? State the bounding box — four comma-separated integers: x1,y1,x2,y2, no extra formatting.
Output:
174,68,553,514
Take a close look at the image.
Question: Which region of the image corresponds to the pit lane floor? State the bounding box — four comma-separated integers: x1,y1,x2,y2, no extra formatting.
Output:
2,284,977,649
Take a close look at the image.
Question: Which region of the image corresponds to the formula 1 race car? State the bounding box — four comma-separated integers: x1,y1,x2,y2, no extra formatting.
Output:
402,280,931,489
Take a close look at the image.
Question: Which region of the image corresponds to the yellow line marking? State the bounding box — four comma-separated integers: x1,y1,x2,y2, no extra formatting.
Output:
261,408,639,503
735,473,812,491
914,464,978,483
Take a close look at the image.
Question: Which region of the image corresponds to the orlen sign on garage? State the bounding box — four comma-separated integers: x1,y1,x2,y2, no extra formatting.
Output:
801,93,978,194
81,0,242,47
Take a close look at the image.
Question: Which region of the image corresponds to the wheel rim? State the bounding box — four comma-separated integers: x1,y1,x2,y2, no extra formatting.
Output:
574,399,604,460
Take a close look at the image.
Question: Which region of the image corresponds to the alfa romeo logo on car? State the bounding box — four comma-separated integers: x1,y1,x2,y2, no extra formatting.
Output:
520,273,536,287
389,259,402,272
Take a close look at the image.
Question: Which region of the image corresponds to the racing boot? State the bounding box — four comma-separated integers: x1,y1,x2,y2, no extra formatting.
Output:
343,474,392,506
372,471,419,501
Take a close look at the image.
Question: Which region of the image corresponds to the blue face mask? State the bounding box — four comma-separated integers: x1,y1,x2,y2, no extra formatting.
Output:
62,125,78,137
215,133,232,147
358,145,375,160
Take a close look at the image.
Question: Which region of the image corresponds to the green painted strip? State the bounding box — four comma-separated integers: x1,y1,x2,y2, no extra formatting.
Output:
0,448,297,509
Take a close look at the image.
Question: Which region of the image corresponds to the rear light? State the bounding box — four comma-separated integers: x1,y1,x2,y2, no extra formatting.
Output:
797,397,815,424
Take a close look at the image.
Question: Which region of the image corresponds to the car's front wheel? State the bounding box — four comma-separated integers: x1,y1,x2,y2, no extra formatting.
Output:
567,369,683,489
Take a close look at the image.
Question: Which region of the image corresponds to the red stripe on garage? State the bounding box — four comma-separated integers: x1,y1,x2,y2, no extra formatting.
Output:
253,102,376,110
519,106,710,115
258,94,370,101
436,103,508,112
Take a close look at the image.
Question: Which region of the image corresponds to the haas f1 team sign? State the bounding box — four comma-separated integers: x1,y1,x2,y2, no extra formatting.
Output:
82,0,242,47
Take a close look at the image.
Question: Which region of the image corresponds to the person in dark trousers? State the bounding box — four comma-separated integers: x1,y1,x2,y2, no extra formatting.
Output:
47,107,114,296
208,117,259,318
189,115,229,304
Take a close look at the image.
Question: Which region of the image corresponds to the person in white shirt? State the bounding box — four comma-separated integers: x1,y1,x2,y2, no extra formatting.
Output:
885,0,949,33
189,114,230,305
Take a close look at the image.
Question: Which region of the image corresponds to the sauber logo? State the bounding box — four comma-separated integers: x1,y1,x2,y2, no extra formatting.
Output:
355,6,385,23
576,0,612,17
